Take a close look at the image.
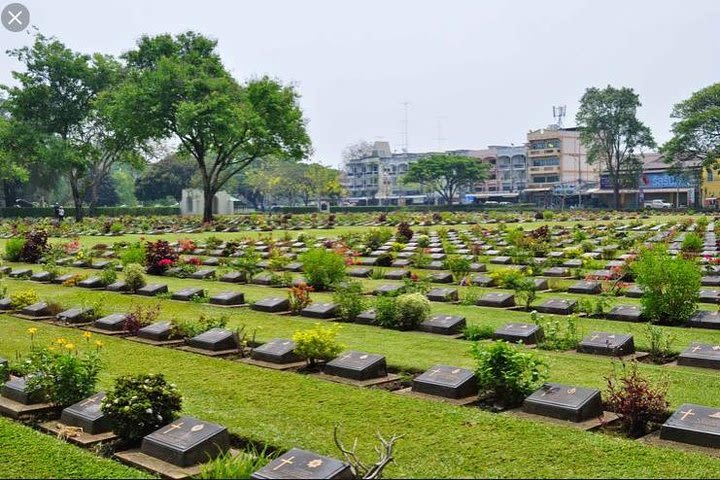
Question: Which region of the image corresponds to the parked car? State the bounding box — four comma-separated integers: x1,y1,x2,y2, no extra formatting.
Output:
644,199,672,209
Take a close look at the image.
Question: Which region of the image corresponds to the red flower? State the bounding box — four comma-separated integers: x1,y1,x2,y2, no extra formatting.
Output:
158,258,174,267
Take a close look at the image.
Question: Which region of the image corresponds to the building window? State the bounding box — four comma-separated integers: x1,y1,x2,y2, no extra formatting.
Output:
532,175,559,184
708,169,714,182
531,157,560,167
529,139,561,150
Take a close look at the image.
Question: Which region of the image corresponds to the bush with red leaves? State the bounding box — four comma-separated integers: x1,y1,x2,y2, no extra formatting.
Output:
144,240,178,274
605,361,670,437
396,222,413,243
20,230,49,263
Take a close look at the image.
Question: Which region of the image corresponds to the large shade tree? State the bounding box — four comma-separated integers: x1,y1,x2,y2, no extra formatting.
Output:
402,154,488,205
1,34,146,220
662,83,720,169
103,31,311,222
576,85,655,209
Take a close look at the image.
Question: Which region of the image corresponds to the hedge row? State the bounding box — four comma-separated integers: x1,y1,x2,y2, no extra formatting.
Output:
0,206,180,219
274,203,538,214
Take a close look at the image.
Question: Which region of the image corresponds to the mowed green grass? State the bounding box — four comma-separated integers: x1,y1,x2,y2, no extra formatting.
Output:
3,317,720,478
0,416,148,479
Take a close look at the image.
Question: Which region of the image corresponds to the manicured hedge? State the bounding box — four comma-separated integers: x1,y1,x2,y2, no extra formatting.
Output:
274,203,538,214
0,206,180,219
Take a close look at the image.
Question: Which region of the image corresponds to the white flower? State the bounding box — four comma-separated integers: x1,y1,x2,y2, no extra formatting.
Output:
145,408,153,414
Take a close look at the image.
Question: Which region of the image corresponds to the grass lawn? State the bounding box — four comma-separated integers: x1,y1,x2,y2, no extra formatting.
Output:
0,416,148,479
3,317,720,478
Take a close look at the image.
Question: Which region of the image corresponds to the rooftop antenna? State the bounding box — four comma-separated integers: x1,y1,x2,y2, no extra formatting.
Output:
401,101,410,153
552,105,566,128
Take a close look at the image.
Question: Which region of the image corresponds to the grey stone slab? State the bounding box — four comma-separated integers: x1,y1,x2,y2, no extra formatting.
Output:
412,365,478,399
141,416,230,467
523,383,603,422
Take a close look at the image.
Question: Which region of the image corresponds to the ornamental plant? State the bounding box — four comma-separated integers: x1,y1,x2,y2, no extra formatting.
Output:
288,282,314,314
22,333,103,408
605,361,670,437
444,256,472,284
632,245,700,325
101,373,183,445
299,248,347,291
170,314,229,339
9,289,39,310
4,237,25,261
19,230,49,263
292,324,345,367
144,240,178,274
119,242,146,266
124,304,161,334
471,340,548,408
396,221,413,243
123,263,146,293
394,293,431,330
332,281,367,322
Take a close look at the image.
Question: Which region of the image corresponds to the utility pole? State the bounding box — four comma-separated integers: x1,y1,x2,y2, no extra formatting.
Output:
401,101,410,154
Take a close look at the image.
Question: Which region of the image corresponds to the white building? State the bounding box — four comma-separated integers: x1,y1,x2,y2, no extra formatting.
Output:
180,189,239,215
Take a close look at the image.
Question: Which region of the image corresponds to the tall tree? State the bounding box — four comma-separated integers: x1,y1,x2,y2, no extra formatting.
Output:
402,154,488,205
576,86,656,209
104,32,311,222
342,140,374,161
662,83,720,168
297,163,344,205
1,34,145,220
135,154,196,202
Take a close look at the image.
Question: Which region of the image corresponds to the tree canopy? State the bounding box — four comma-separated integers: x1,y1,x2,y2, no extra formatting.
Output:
576,85,655,209
402,154,488,205
662,83,720,169
102,31,311,221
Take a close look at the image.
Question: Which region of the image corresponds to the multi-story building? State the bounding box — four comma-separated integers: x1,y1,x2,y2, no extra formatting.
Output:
343,141,427,205
524,126,599,205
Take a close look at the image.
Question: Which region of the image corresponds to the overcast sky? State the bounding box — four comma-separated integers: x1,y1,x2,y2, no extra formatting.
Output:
1,0,719,166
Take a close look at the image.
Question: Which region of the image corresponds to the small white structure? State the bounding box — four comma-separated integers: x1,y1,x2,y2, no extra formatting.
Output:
180,189,238,216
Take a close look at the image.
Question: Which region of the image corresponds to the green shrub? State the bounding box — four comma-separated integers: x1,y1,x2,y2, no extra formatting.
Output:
232,249,263,279
532,311,580,351
332,282,367,322
374,295,398,329
395,293,431,330
460,286,483,306
643,322,677,363
292,324,345,367
542,210,554,220
119,242,146,266
299,248,347,291
198,449,274,480
632,245,700,325
101,373,182,444
681,232,703,254
4,238,25,262
471,340,548,408
99,265,118,287
463,324,495,341
171,314,229,339
123,263,146,293
444,256,472,283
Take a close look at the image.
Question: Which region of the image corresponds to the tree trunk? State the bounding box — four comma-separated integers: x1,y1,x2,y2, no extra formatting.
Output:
69,175,84,222
613,184,621,210
202,188,215,223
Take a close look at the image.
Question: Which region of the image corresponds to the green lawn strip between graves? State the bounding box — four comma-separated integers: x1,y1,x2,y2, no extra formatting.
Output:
1,317,720,478
0,416,149,479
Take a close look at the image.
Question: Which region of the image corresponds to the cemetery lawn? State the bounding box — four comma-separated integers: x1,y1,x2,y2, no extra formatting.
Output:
4,317,720,477
0,416,148,479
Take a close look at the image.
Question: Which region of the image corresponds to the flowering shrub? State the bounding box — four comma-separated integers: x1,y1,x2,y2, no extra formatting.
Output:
144,240,178,274
9,289,39,310
62,272,87,287
299,248,347,291
605,361,670,437
22,333,103,407
292,324,345,367
178,238,197,253
288,282,314,314
101,373,183,444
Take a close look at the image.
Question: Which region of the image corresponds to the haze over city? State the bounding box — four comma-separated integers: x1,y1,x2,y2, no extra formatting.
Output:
1,0,718,165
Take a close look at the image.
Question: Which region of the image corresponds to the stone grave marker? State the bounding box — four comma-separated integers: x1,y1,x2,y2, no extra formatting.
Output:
252,273,274,285
562,259,583,268
477,292,515,308
106,280,129,292
428,272,453,284
137,322,173,342
472,275,495,287
136,284,169,297
678,343,720,369
523,383,603,422
19,302,51,318
426,288,458,303
687,310,720,329
533,278,549,290
251,448,352,479
141,416,230,467
699,290,720,304
535,298,577,315
2,376,44,404
373,284,404,296
567,280,601,295
190,269,215,280
347,267,371,278
384,269,410,280
9,268,32,278
412,365,478,399
625,284,643,298
56,307,93,324
220,271,246,283
0,298,11,311
52,273,76,285
606,305,643,322
30,271,52,282
493,323,543,345
300,302,338,319
324,351,387,380
578,332,635,357
702,276,720,287
490,256,512,265
93,313,128,332
543,267,569,277
354,310,376,325
660,403,720,447
252,297,290,313
251,339,301,364
418,315,465,335
209,291,245,306
60,392,111,434
78,276,104,289
187,328,238,352
171,287,206,301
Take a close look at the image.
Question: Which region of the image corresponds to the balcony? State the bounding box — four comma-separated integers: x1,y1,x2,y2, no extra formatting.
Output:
528,165,560,174
529,148,561,156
